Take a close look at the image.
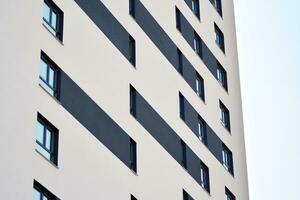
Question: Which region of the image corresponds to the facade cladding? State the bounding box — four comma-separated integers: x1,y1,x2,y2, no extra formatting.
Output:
0,0,249,200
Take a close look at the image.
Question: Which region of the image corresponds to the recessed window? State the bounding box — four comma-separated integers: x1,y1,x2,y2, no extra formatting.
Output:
36,113,59,165
219,101,230,131
181,140,187,168
213,0,223,16
42,0,63,41
39,52,60,98
130,85,136,117
129,35,136,67
179,93,185,120
177,48,183,74
183,190,194,200
217,63,227,90
34,180,58,200
176,7,181,32
191,0,200,19
225,187,236,200
129,0,136,18
200,162,210,192
198,116,207,144
215,23,225,53
130,138,137,172
193,32,202,58
222,144,234,174
196,73,204,100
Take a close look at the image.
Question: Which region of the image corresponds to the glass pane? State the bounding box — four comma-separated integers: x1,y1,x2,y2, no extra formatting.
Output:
36,121,44,144
33,188,41,200
45,129,52,150
51,12,57,29
40,59,48,80
43,3,50,22
39,79,54,96
43,21,57,35
42,195,49,200
36,143,51,160
48,67,55,88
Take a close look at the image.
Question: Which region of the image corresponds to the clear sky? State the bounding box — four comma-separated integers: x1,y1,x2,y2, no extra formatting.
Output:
234,0,300,199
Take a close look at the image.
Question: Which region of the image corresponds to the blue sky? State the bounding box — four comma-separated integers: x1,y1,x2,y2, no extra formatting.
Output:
234,0,300,199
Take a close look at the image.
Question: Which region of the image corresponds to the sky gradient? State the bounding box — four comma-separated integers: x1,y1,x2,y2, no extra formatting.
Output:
234,0,300,199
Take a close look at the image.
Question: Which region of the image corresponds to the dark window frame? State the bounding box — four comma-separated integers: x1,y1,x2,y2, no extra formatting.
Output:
40,51,61,99
129,0,136,18
193,32,202,58
179,93,185,120
130,85,136,117
34,180,59,200
222,144,234,175
43,0,64,41
177,48,183,75
219,101,231,131
225,187,236,200
191,0,200,19
198,115,207,144
130,138,137,173
214,23,225,53
196,72,205,100
181,140,187,168
176,7,181,32
36,113,59,165
129,35,136,67
217,63,228,91
200,162,210,192
214,0,223,17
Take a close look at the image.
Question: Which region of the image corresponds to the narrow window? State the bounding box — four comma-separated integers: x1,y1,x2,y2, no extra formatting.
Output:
183,190,190,200
225,187,236,200
214,0,223,16
34,180,58,200
39,51,60,98
193,32,202,58
130,85,136,117
191,0,200,19
219,101,231,131
130,138,137,173
36,113,59,165
181,140,187,168
129,0,136,18
214,23,225,53
131,194,138,200
196,73,204,100
222,144,234,174
200,163,210,192
179,93,185,120
177,48,183,74
42,0,63,41
217,63,227,90
198,116,207,144
176,7,181,31
129,36,136,67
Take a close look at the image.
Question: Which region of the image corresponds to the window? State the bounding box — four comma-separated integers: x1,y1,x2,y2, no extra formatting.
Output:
198,116,206,144
130,85,136,117
196,73,204,100
217,63,227,90
177,48,183,74
225,187,236,200
36,113,59,165
215,23,225,52
39,52,60,98
219,101,230,131
193,32,202,57
130,138,137,172
34,180,58,200
176,7,181,31
131,194,137,200
213,0,223,16
179,93,185,120
42,0,63,41
222,144,234,174
129,0,136,18
181,140,187,168
183,190,194,200
200,163,210,192
129,36,136,67
191,0,200,19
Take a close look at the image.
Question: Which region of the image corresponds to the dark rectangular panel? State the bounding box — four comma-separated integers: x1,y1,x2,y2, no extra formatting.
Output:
59,71,134,169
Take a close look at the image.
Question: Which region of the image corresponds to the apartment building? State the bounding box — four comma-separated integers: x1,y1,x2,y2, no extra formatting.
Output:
0,0,249,199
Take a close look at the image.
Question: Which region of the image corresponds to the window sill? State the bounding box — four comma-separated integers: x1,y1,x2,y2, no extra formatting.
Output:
42,23,64,46
35,149,59,169
39,84,61,105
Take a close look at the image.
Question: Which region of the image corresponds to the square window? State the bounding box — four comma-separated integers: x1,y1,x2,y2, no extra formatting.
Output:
39,52,60,98
42,0,63,41
215,23,225,52
36,113,59,165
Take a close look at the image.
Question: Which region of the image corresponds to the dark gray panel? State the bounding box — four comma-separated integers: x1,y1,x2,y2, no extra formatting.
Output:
134,89,207,188
182,97,198,137
74,0,131,63
59,71,133,169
